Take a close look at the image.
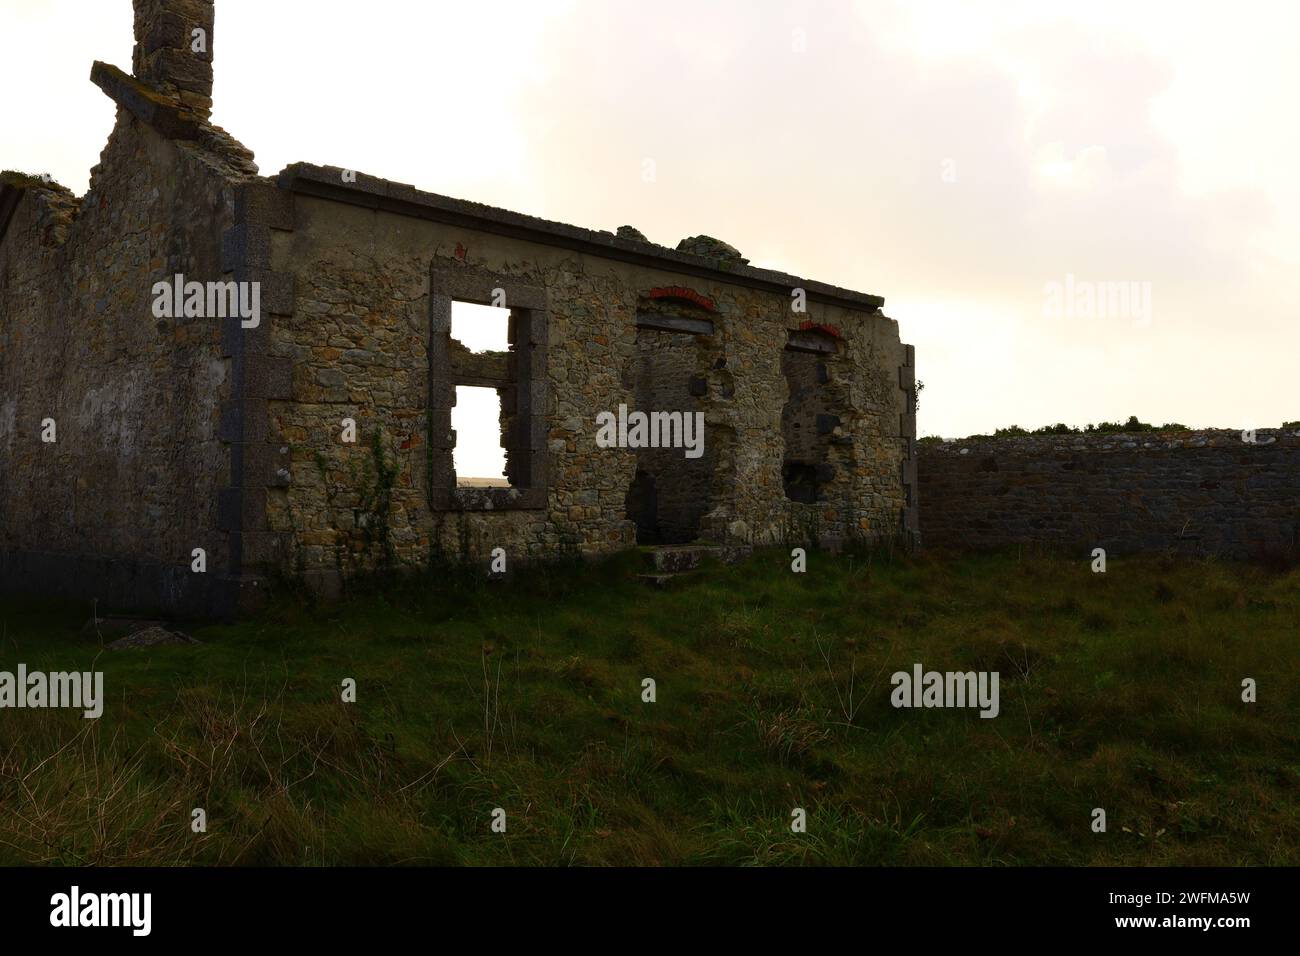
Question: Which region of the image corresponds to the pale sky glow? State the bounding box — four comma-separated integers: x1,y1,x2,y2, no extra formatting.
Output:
453,385,507,482
4,0,1298,446
450,303,509,478
450,302,510,357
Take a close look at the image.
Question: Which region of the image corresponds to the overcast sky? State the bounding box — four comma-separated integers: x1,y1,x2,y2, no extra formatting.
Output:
5,1,1297,474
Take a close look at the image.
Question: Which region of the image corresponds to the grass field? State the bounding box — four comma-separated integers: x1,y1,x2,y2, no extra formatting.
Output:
0,547,1296,866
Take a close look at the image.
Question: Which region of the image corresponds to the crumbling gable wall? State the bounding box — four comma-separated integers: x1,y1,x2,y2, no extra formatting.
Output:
0,0,257,616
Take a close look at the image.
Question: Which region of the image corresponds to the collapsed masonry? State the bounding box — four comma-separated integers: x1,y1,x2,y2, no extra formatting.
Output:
0,0,916,618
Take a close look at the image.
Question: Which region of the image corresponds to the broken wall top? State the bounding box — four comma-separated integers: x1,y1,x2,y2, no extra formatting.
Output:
277,163,888,314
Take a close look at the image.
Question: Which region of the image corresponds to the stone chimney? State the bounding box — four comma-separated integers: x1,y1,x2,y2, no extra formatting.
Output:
132,0,215,115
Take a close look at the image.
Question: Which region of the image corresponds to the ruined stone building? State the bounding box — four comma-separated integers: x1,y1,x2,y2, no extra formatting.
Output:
0,0,916,618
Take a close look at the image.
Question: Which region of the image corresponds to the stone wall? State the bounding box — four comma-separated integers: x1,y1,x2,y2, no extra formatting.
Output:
254,166,914,593
1,0,915,614
626,326,715,544
780,336,850,505
0,114,248,615
1,0,259,616
918,430,1300,558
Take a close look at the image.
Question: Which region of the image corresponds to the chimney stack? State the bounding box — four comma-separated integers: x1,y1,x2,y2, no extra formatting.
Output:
132,0,215,115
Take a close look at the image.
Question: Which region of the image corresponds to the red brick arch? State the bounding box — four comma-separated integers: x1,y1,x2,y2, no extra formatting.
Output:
648,286,717,312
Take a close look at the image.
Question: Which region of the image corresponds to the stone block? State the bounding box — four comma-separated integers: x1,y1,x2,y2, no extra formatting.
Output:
235,183,294,231
222,223,270,272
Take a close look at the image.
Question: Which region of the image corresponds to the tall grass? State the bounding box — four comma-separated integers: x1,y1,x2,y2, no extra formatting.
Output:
0,548,1296,865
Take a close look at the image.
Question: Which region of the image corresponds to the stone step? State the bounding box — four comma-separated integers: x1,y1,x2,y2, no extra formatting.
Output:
641,544,751,574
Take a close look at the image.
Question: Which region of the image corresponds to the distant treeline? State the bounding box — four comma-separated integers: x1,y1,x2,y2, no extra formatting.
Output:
922,415,1300,443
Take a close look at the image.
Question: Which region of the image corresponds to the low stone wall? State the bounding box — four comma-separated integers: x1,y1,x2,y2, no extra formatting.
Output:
918,429,1300,558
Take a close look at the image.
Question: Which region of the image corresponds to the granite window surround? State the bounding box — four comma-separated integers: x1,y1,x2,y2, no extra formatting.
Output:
428,265,548,511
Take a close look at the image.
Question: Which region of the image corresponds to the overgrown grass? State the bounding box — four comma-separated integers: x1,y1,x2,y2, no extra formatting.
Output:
0,548,1296,866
